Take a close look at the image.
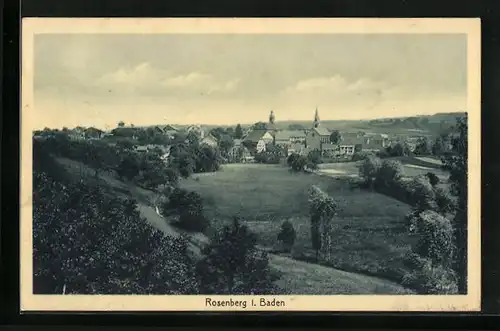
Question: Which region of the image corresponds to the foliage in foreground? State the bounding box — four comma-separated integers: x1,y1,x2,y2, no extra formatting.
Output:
33,163,199,294
162,188,210,233
308,185,339,262
196,218,280,295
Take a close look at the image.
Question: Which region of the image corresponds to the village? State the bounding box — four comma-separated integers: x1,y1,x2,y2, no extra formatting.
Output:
35,108,445,168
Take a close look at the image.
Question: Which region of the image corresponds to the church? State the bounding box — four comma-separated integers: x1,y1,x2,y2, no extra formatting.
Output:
304,108,332,151
262,108,331,150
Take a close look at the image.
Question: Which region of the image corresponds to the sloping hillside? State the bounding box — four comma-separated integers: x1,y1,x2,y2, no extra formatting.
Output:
54,156,413,294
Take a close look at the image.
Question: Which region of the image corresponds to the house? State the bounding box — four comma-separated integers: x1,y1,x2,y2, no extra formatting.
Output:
275,130,307,147
362,134,389,152
111,127,140,139
186,124,206,139
305,126,331,151
242,129,274,152
201,134,218,147
134,144,171,163
321,143,339,157
84,127,105,140
287,143,309,156
229,139,243,160
256,139,267,153
229,140,252,162
153,125,179,139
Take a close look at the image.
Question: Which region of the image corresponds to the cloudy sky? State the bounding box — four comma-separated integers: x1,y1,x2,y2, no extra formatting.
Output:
33,33,467,129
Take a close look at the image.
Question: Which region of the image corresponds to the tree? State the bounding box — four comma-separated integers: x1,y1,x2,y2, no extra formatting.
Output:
209,127,227,141
287,153,299,167
290,155,308,172
403,210,458,294
403,142,413,156
218,134,234,157
389,143,404,157
375,160,404,190
164,188,208,233
86,143,105,178
308,186,338,262
234,124,243,139
408,210,455,267
118,121,125,127
306,150,322,171
116,139,135,152
33,157,199,294
426,172,440,187
329,130,341,144
358,156,382,190
414,137,431,155
277,220,296,253
408,176,438,212
194,145,221,173
432,136,447,156
434,187,455,215
196,218,279,294
441,115,468,293
116,154,140,181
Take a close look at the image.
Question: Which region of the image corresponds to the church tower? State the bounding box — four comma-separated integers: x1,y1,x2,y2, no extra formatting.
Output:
313,107,320,128
269,110,275,125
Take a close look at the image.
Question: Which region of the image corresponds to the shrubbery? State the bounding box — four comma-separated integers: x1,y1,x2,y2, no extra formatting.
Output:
286,151,321,172
277,220,296,253
287,153,308,172
196,218,280,294
308,185,338,262
162,188,210,233
33,159,199,294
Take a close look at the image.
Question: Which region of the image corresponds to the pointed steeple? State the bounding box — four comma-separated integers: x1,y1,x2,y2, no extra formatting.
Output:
269,110,275,125
313,107,320,128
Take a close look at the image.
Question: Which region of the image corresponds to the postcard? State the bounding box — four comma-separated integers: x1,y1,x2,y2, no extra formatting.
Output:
21,18,481,311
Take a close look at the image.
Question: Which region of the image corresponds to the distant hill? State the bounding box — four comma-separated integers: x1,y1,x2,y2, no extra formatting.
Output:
269,112,466,136
163,112,465,137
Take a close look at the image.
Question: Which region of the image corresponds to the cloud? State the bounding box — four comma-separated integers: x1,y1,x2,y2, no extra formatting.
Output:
93,63,239,95
285,75,389,95
162,72,240,94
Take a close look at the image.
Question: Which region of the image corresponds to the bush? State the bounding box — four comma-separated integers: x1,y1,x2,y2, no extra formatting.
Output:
434,187,456,215
358,156,381,189
407,175,438,211
374,160,404,190
33,169,199,295
255,151,280,164
164,188,210,233
351,151,370,162
196,218,280,294
277,220,297,253
402,254,458,294
407,210,455,268
308,186,338,262
288,154,308,172
426,172,440,186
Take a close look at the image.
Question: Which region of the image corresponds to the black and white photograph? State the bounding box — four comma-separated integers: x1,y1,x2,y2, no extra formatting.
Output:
21,18,481,311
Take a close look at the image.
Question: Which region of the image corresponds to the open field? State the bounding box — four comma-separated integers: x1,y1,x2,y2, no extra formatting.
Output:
318,156,449,183
181,163,415,284
54,157,411,293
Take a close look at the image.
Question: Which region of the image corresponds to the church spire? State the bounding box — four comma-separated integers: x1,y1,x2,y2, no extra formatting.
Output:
313,107,320,128
269,110,275,124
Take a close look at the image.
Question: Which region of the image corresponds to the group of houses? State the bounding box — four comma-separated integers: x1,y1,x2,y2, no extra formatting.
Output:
35,108,435,165
236,108,393,161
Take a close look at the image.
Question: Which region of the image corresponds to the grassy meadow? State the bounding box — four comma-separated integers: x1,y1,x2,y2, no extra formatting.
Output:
180,163,416,283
